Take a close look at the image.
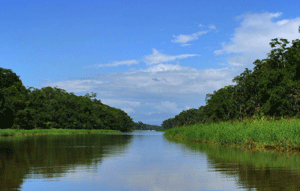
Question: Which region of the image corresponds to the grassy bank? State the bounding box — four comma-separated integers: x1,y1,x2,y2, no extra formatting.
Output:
164,118,300,152
0,128,120,137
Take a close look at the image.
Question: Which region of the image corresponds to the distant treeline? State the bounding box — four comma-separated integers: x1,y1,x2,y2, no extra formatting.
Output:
0,68,134,131
134,121,162,130
162,28,300,129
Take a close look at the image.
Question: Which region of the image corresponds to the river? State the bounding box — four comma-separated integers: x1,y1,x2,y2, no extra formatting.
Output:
1,130,300,190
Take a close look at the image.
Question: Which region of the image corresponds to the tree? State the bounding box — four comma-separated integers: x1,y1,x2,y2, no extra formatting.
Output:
0,68,28,129
162,27,300,128
0,68,22,89
0,90,14,129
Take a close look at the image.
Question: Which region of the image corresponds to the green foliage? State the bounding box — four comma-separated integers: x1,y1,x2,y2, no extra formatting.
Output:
162,27,300,129
0,68,28,129
14,108,35,129
0,68,22,89
0,67,134,131
0,90,14,129
25,86,134,131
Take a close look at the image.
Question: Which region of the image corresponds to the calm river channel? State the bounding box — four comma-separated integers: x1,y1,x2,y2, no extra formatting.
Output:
1,130,300,190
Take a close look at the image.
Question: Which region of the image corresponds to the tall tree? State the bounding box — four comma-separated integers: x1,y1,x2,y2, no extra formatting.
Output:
162,27,300,129
0,68,28,128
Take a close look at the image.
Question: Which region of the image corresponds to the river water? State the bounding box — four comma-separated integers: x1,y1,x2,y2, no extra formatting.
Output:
1,130,300,190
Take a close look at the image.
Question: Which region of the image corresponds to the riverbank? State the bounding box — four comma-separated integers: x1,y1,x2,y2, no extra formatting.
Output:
0,129,120,137
164,118,300,152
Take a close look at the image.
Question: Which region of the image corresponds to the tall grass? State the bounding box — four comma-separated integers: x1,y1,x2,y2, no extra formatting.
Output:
0,128,119,137
164,118,300,151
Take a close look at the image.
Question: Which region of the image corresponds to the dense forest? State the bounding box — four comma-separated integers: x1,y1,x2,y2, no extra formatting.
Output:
0,68,134,131
162,28,300,129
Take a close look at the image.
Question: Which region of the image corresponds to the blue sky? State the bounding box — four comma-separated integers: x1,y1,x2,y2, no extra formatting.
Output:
1,0,300,125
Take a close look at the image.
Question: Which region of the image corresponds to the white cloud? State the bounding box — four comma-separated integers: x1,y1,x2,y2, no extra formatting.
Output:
215,12,300,55
44,80,103,93
91,63,233,96
171,31,209,45
145,64,183,73
122,107,135,114
94,60,139,67
181,43,192,47
172,24,216,46
198,24,216,29
101,99,141,107
144,49,198,65
213,12,300,72
208,24,216,30
100,99,142,117
155,101,181,114
46,63,233,101
225,54,257,68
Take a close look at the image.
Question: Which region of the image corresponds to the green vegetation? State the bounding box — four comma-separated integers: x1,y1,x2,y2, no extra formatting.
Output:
164,118,300,151
0,128,119,137
162,27,300,129
163,27,300,152
0,68,134,131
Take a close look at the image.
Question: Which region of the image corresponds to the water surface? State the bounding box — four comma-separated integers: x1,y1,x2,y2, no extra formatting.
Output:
1,131,300,190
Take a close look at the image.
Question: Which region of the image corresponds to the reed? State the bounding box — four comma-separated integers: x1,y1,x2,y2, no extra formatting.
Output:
164,118,300,151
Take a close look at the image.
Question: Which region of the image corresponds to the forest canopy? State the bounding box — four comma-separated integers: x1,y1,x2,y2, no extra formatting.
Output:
162,29,300,129
0,68,134,131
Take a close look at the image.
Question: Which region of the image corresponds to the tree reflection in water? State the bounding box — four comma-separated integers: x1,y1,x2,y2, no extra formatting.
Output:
172,139,300,191
0,134,133,191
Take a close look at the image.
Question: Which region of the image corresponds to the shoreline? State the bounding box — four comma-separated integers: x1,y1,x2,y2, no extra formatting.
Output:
165,135,300,153
163,118,300,153
0,129,120,137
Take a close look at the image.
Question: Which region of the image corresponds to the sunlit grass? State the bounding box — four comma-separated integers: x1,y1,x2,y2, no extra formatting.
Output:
0,128,120,137
164,118,300,151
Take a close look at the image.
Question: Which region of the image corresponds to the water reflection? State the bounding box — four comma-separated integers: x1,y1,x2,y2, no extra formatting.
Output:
59,131,238,191
170,139,300,191
2,131,300,190
0,134,133,191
